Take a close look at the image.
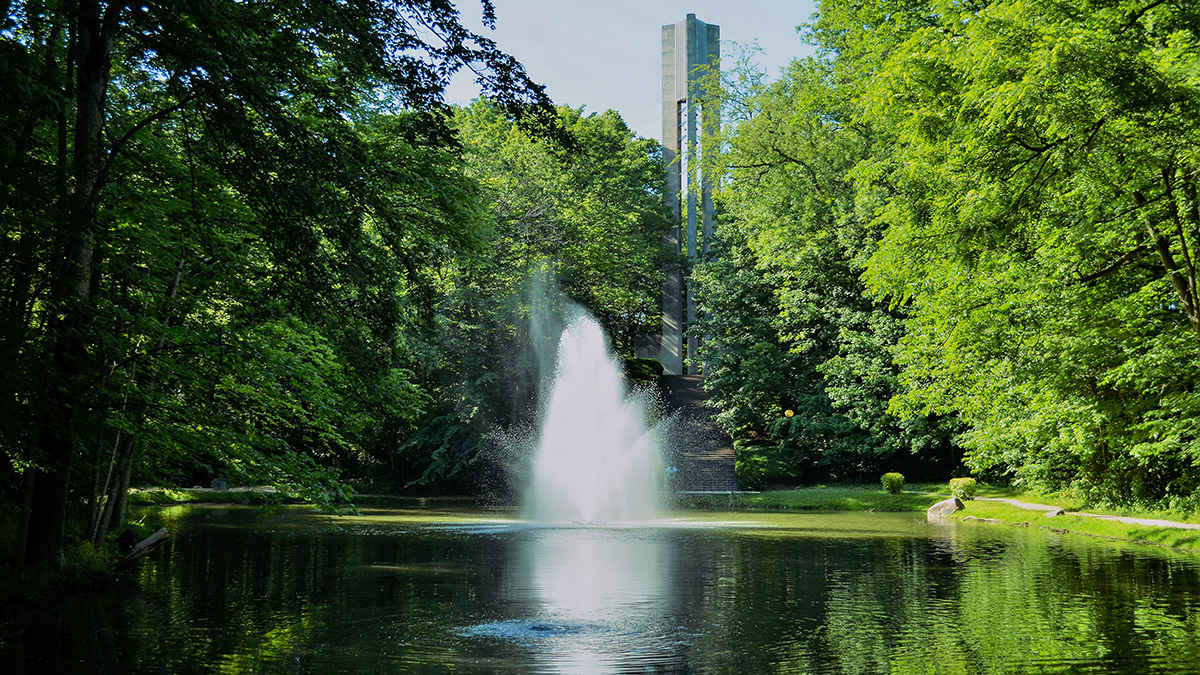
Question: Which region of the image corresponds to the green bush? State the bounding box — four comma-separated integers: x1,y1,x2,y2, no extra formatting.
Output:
623,357,664,382
67,541,116,577
733,440,794,490
881,472,905,494
949,477,978,500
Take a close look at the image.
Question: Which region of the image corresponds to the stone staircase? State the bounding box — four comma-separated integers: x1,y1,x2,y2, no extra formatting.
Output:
659,375,738,492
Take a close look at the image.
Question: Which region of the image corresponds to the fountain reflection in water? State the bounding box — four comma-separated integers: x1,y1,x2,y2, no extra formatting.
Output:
524,528,672,674
526,314,662,523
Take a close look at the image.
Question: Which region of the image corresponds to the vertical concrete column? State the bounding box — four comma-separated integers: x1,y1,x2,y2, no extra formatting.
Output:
660,21,683,376
660,14,718,376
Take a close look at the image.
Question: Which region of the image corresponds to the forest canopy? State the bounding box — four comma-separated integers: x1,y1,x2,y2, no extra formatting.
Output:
696,0,1200,506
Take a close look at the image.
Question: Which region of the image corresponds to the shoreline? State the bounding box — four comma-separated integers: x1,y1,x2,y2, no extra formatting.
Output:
127,484,1200,554
949,497,1200,553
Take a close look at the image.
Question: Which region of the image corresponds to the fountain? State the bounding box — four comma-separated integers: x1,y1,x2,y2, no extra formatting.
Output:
526,314,662,523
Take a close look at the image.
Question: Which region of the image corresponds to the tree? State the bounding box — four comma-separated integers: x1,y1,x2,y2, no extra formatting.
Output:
1,0,553,569
813,0,1200,503
692,55,958,486
389,100,671,489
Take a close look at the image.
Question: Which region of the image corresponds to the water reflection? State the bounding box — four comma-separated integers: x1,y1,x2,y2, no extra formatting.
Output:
8,508,1200,674
508,527,673,674
524,527,666,619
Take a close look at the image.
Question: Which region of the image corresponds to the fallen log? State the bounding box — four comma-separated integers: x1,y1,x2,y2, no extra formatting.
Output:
116,527,171,570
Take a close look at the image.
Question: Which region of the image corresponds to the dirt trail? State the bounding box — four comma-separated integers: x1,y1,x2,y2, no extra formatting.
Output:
977,497,1200,530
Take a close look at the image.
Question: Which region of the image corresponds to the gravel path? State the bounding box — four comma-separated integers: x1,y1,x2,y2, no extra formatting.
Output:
977,497,1200,530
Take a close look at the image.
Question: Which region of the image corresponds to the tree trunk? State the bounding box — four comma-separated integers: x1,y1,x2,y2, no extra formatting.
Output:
1133,189,1200,344
22,0,120,569
88,425,122,547
102,436,136,538
85,418,108,543
13,467,36,573
89,253,185,545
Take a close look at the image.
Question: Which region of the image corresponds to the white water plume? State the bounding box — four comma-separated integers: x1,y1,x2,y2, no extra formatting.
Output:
526,315,662,523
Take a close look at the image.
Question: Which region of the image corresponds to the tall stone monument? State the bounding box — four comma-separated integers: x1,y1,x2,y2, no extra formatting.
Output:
659,14,718,375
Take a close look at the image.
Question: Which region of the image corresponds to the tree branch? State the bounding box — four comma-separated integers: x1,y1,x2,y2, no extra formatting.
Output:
1013,136,1064,154
770,144,825,196
1076,245,1150,284
95,91,199,198
1120,0,1170,34
1165,167,1197,301
1134,189,1200,342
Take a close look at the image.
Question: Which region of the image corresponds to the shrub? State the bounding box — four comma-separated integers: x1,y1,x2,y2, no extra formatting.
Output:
881,472,905,494
65,541,117,580
949,477,978,500
623,357,664,382
733,440,794,490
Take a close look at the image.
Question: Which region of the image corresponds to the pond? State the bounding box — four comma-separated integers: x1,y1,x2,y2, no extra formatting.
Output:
5,505,1200,674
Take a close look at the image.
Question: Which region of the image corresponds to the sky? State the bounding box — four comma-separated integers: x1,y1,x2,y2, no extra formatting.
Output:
444,0,820,140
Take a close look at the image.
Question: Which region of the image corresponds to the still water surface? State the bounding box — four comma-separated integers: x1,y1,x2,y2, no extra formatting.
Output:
6,506,1200,673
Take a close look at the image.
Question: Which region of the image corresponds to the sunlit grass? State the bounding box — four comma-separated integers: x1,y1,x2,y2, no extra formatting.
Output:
127,487,276,505
971,484,1081,507
126,482,1200,553
952,499,1200,553
673,483,1200,552
967,484,1200,525
331,507,519,526
674,484,944,512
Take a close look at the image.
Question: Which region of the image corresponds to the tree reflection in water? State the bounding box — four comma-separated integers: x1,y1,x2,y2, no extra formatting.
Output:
6,508,1200,674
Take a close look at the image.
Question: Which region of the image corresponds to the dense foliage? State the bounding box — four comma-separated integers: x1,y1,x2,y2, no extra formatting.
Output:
8,0,1197,575
693,56,959,488
382,100,670,492
697,0,1200,507
0,0,670,571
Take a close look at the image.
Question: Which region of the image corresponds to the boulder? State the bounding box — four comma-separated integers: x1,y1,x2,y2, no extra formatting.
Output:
211,477,230,491
927,497,964,519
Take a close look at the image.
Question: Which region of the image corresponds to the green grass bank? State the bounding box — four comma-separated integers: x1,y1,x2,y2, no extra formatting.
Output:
949,499,1200,553
676,483,1200,554
674,484,945,513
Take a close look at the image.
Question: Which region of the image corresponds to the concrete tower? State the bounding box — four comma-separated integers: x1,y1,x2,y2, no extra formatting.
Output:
660,14,718,376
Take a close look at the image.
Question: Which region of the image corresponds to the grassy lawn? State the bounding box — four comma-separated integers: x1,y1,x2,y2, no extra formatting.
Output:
951,499,1200,553
674,484,946,512
675,483,1200,553
965,484,1200,522
970,484,1080,507
126,487,281,506
127,483,1200,553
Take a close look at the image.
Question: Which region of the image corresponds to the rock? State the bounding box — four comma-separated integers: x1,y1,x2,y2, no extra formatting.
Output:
1045,509,1065,517
211,477,230,491
927,497,964,519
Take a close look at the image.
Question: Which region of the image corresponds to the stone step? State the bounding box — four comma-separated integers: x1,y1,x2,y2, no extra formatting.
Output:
658,375,738,491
